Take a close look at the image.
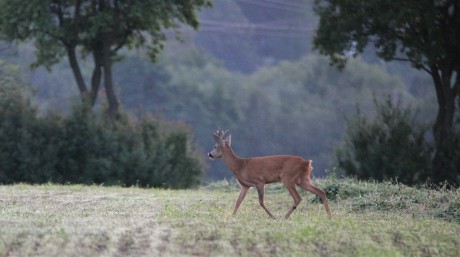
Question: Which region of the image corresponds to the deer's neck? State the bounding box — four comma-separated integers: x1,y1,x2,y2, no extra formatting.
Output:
222,145,244,175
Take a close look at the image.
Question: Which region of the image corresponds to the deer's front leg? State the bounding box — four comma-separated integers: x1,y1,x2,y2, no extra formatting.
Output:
256,184,276,219
233,185,249,215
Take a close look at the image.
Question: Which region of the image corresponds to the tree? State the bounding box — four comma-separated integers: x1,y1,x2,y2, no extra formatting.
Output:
313,0,460,185
0,0,211,116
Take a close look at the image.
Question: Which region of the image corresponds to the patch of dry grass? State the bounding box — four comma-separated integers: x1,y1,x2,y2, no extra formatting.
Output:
0,179,459,256
0,185,174,257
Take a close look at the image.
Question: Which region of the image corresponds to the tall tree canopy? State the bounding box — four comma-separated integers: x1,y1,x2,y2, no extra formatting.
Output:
0,0,210,116
313,0,460,185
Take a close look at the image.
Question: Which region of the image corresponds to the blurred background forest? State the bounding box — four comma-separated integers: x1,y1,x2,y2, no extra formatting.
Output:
0,0,443,184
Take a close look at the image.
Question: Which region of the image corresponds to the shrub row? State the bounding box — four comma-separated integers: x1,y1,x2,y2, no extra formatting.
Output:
0,71,203,188
336,97,460,187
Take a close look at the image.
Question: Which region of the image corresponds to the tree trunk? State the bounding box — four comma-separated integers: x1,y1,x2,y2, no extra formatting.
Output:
66,46,89,102
102,40,119,118
430,65,458,186
90,53,102,106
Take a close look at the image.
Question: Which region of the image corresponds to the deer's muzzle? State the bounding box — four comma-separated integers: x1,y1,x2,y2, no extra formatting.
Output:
208,152,215,160
208,152,221,160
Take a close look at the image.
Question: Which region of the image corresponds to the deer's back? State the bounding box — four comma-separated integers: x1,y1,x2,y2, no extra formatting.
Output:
241,155,310,184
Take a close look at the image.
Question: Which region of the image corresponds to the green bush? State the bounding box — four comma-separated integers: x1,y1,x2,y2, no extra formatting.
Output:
0,63,40,183
0,66,203,188
336,97,432,185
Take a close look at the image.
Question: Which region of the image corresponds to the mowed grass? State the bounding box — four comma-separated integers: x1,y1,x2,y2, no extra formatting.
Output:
0,178,459,257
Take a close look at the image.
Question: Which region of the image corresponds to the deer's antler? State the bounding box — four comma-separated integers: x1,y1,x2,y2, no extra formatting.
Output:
214,129,229,139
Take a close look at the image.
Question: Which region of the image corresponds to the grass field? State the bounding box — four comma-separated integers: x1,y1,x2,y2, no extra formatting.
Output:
0,178,459,257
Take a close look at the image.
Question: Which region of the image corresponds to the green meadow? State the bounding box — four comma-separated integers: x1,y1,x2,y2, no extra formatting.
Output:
1,178,459,257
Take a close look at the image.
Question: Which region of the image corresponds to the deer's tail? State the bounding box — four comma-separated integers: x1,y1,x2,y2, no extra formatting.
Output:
305,160,313,177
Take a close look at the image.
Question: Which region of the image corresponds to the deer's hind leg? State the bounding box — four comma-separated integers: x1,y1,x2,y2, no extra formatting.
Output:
284,184,302,219
298,179,332,219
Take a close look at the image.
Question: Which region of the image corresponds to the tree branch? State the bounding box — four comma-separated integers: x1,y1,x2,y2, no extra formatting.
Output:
431,64,445,104
392,57,431,74
74,0,81,36
111,30,131,54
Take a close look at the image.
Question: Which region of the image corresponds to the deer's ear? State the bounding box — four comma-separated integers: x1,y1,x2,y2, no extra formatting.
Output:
225,134,231,146
213,134,221,143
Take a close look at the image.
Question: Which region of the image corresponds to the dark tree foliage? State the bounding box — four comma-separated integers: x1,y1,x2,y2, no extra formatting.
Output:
0,0,211,116
314,0,460,185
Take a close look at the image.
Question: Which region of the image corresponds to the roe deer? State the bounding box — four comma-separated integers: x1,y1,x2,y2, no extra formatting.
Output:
208,129,332,219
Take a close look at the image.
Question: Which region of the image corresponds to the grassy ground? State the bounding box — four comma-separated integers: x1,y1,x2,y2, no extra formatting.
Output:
0,178,459,257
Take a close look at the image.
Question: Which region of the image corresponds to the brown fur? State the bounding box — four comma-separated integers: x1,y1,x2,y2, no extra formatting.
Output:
209,132,332,219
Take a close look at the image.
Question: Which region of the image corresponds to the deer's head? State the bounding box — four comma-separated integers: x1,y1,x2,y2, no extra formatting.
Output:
208,129,231,160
